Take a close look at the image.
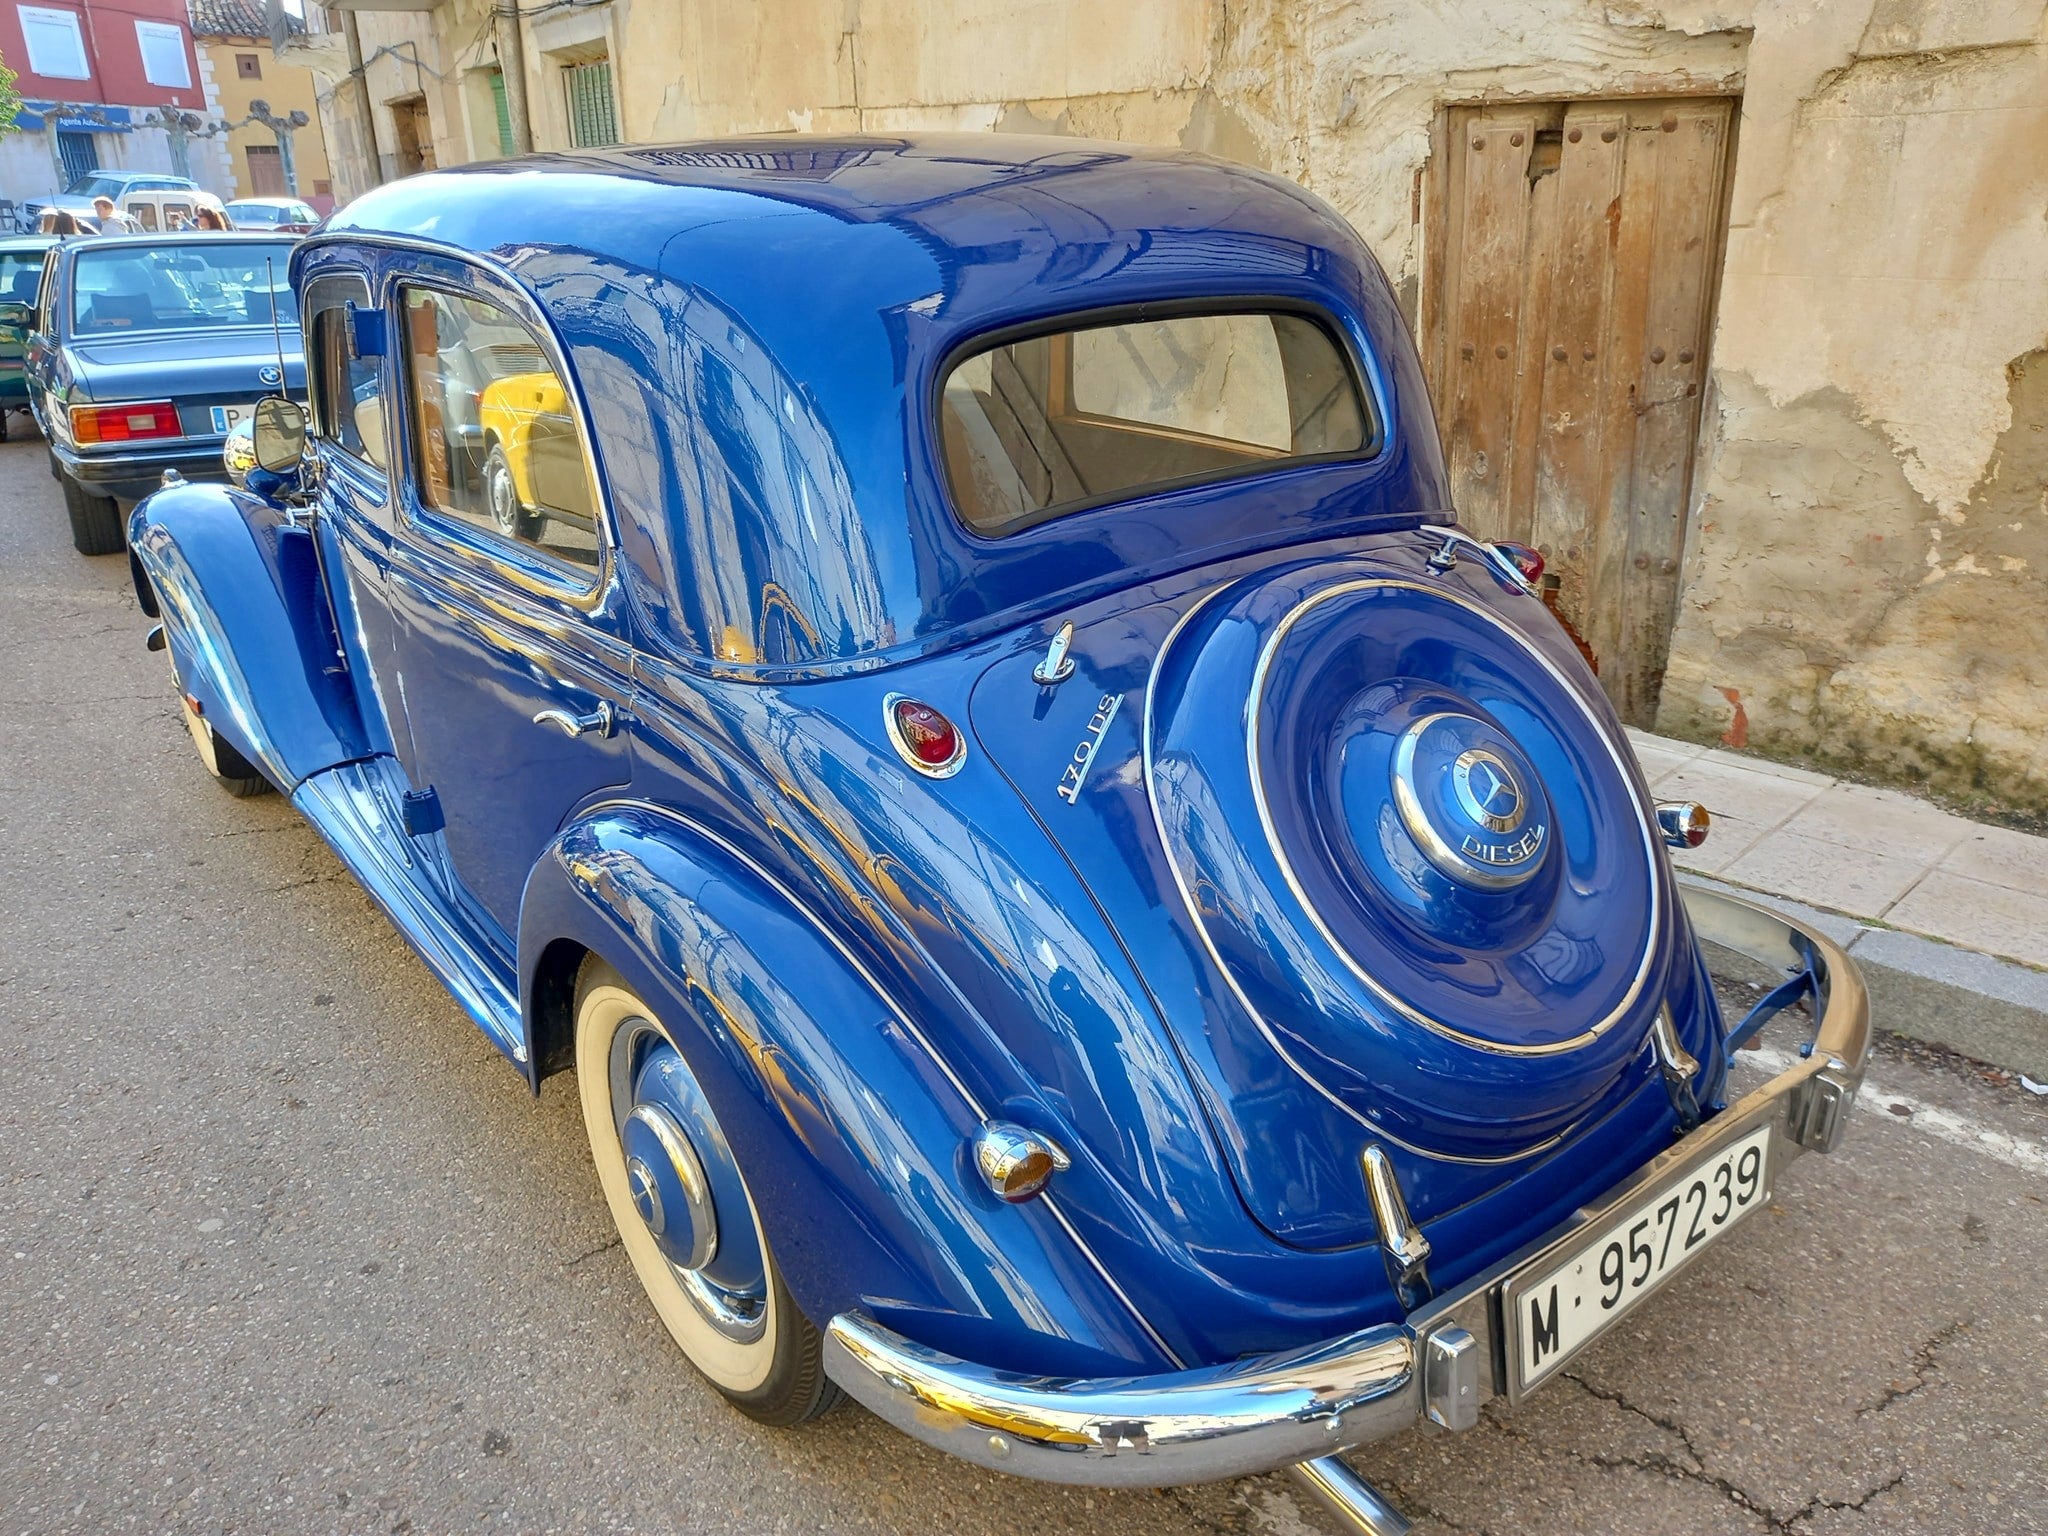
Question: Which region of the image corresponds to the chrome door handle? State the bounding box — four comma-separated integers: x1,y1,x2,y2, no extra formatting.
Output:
532,700,616,738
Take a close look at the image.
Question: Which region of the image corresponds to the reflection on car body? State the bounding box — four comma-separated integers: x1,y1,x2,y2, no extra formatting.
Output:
123,136,1869,1534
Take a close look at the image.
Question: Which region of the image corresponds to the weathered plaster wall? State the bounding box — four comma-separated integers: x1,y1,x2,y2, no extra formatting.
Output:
333,0,2048,815
1660,6,2048,821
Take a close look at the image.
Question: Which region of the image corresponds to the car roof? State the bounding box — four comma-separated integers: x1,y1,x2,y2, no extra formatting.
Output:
227,197,307,208
304,135,1441,675
0,234,58,251
66,232,298,250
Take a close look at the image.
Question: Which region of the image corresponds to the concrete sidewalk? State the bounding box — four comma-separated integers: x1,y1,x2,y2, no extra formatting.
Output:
1629,729,2048,1077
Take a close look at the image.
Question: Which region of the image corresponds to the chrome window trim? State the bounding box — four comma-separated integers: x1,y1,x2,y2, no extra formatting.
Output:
387,272,612,603
299,232,626,612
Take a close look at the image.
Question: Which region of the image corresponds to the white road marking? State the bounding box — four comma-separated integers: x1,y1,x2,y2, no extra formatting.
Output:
1744,1046,2048,1178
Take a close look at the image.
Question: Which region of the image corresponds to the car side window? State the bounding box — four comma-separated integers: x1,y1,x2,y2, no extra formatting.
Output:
399,285,601,573
304,277,387,472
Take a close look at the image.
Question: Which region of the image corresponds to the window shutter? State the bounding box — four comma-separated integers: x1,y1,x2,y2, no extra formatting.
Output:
20,7,90,80
563,59,618,149
490,69,514,157
135,21,193,89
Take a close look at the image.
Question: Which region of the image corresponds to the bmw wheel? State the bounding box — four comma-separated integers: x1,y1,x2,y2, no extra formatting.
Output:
574,958,840,1426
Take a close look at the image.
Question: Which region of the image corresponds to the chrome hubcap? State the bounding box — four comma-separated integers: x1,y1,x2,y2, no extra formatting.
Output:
621,1101,718,1271
610,1022,767,1342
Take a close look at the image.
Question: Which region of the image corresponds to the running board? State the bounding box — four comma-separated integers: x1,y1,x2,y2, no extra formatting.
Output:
294,757,526,1066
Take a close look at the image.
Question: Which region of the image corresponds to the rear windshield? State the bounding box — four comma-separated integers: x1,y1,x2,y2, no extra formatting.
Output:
939,308,1370,535
71,243,298,335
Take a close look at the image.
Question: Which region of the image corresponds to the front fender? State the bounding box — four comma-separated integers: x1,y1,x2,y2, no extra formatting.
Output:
518,805,1177,1377
129,482,368,790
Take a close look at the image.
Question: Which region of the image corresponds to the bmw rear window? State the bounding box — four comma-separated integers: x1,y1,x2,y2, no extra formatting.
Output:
71,242,298,335
939,307,1373,536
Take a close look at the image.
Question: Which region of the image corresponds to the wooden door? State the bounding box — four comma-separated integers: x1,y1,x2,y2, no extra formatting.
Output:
1423,97,1735,723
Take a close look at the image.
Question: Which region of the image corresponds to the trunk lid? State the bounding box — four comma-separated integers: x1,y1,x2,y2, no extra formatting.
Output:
968,539,1677,1244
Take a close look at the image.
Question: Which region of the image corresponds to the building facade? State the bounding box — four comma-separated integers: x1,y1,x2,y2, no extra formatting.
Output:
304,0,2048,823
190,0,334,212
0,0,229,215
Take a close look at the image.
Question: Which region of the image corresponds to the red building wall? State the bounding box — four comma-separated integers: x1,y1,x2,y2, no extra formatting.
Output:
0,0,204,110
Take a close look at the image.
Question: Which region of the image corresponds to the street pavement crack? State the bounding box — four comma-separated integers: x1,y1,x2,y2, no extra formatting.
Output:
1853,1317,1969,1418
563,1235,623,1269
1783,1472,1909,1530
1561,1373,1912,1534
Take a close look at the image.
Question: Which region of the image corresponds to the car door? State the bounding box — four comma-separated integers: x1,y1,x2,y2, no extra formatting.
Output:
301,269,410,759
380,269,633,947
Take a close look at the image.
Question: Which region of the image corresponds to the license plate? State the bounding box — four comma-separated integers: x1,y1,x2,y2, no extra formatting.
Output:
210,402,256,433
1506,1122,1773,1392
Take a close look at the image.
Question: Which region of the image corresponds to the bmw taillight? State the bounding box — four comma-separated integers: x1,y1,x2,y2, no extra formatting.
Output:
70,400,181,445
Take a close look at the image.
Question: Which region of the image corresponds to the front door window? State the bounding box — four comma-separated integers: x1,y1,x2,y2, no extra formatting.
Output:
398,285,601,574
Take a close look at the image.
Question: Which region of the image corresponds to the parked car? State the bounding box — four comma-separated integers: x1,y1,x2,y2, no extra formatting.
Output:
225,197,322,235
120,188,233,234
0,233,57,440
127,138,1868,1532
19,233,304,554
23,170,205,229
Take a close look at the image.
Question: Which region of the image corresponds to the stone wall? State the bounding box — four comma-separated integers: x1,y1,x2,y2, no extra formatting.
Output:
333,0,2048,819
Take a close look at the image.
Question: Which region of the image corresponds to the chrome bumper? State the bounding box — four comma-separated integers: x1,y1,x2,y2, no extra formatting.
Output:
822,880,1870,1491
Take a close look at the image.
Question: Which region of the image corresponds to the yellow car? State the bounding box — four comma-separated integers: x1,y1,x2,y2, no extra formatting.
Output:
478,371,597,541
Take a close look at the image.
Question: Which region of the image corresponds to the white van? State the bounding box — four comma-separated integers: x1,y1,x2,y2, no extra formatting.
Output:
119,188,233,233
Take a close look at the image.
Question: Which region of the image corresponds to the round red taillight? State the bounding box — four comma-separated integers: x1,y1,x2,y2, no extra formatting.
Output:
888,697,965,777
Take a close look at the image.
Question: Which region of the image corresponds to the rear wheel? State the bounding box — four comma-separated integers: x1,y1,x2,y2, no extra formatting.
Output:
574,959,840,1427
62,475,123,555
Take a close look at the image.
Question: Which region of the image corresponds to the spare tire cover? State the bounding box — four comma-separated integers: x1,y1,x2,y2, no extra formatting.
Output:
1146,561,1671,1159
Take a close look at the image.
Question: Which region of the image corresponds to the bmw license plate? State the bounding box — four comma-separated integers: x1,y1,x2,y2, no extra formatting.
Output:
210,402,257,434
1505,1122,1773,1392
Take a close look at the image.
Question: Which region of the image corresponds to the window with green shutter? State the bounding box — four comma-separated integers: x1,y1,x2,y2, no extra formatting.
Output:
488,69,514,157
563,59,618,148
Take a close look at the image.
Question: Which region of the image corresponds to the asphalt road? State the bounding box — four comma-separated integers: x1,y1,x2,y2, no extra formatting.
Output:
3,426,2044,1536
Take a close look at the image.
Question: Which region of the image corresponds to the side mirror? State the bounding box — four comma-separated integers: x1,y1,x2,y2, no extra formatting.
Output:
223,418,257,487
251,395,308,473
0,301,30,332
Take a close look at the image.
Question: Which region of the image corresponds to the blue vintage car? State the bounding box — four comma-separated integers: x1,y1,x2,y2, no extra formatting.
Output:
127,138,1867,1532
24,232,304,555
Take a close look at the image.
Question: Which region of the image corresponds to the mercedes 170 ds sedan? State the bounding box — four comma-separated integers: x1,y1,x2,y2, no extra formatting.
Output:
128,137,1867,1534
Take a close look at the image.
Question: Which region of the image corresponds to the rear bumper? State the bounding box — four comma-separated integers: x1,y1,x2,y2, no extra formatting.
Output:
54,439,230,502
822,880,1870,1488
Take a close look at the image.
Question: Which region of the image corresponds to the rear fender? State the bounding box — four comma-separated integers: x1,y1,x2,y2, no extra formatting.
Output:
129,482,368,789
518,804,1176,1377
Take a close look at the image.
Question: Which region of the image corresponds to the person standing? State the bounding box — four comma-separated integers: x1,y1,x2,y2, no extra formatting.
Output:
90,196,134,234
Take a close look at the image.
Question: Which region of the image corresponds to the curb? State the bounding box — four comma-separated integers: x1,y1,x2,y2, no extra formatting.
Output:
1684,874,2048,1080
